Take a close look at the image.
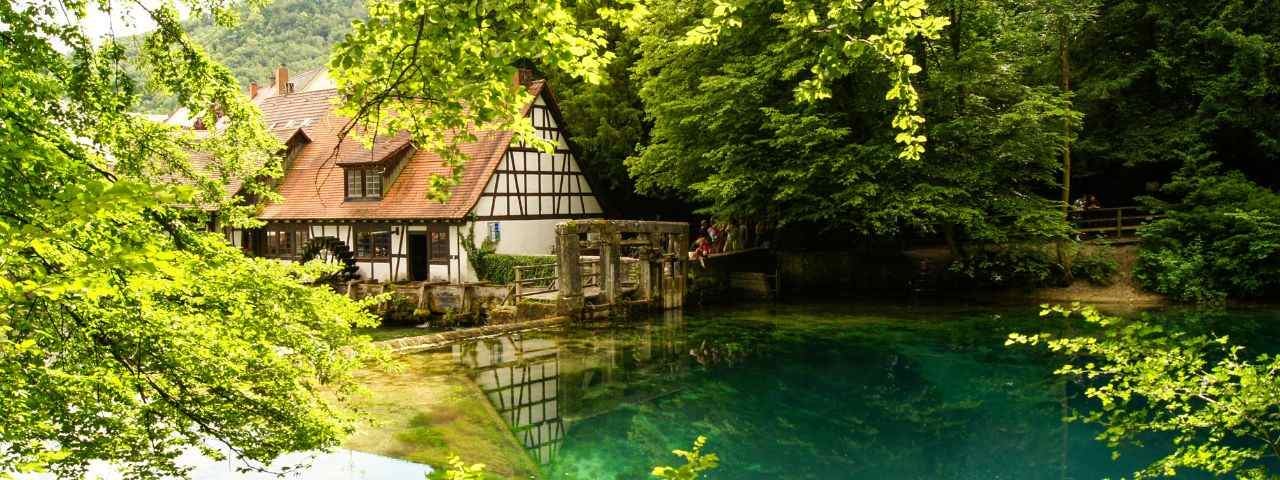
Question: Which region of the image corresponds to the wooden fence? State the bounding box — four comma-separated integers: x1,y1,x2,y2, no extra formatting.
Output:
1070,206,1161,239
512,263,558,300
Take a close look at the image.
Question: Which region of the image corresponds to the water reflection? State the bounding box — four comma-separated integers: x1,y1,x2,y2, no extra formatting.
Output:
454,334,564,464
454,310,690,466
444,304,1280,479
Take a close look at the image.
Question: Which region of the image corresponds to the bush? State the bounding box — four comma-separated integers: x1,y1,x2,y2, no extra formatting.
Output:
1070,250,1119,286
948,246,1060,288
1135,168,1280,302
373,292,422,325
459,222,555,284
472,253,555,284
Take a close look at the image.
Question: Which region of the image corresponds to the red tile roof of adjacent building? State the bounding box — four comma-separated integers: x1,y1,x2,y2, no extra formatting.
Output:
255,80,548,221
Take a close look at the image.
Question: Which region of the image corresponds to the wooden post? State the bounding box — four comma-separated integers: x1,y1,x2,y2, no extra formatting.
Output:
675,232,688,308
555,222,583,317
600,229,621,305
514,267,523,299
1115,209,1123,238
642,233,662,304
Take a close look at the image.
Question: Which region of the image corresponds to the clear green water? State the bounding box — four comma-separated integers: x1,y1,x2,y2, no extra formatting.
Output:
432,302,1280,479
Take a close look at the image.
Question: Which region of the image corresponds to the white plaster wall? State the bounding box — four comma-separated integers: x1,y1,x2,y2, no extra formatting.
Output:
452,224,478,283
472,219,564,255
430,264,450,282
226,229,244,249
308,224,351,242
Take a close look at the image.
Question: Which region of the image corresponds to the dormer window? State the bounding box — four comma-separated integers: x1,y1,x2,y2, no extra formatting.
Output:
345,168,382,200
279,129,311,171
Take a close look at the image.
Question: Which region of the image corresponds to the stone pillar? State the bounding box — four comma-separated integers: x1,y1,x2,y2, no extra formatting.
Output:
674,232,689,308
637,234,658,303
555,222,583,317
600,229,621,305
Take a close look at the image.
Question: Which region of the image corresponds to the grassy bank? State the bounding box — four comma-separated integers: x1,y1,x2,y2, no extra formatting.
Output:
343,352,539,478
1024,244,1165,306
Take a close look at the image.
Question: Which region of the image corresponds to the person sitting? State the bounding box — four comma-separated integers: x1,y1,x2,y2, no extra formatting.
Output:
690,236,712,267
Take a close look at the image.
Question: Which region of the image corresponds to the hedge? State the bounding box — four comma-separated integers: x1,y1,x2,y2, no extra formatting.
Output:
473,254,556,284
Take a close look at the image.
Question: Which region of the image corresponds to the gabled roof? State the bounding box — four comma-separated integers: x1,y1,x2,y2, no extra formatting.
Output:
255,80,551,221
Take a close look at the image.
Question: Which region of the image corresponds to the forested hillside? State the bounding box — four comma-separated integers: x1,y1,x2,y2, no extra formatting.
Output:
133,0,364,112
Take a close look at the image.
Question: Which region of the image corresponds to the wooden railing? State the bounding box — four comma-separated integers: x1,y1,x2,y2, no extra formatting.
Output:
510,259,605,301
512,263,557,300
580,259,600,288
1070,206,1161,239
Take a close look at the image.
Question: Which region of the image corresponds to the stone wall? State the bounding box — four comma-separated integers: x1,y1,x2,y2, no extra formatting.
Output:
376,316,570,354
777,250,916,294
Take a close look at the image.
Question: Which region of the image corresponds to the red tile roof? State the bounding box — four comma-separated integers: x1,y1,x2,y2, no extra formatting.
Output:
256,81,548,221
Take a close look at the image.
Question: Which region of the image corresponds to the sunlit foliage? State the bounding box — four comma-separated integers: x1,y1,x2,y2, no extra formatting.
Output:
1009,305,1280,479
0,1,381,477
328,0,614,202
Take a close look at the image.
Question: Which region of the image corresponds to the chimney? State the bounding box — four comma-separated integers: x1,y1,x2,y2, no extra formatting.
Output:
512,67,535,89
248,80,259,99
275,64,290,95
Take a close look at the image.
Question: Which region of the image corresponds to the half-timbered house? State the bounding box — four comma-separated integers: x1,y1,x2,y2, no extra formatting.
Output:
171,67,607,282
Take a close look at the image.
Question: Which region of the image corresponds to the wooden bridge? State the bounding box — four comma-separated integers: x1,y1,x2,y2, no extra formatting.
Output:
1070,206,1160,242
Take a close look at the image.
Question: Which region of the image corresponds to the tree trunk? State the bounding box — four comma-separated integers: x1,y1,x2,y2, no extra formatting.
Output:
1059,20,1072,219
950,4,965,114
1058,19,1075,284
943,223,963,259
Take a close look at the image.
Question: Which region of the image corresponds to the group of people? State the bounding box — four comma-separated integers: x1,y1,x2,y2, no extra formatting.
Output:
1071,193,1102,212
689,219,771,266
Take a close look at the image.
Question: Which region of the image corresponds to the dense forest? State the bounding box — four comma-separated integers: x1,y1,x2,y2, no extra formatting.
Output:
157,0,1279,301
554,0,1279,302
131,0,365,113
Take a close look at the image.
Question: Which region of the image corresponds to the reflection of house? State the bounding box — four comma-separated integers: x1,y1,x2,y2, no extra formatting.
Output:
454,336,564,465
557,311,690,422
452,311,690,465
168,66,607,282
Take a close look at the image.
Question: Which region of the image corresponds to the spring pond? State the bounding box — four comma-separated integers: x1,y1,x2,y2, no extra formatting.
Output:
401,302,1280,479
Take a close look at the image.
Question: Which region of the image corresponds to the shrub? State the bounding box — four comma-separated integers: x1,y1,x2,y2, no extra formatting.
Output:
472,254,555,284
1135,168,1280,302
651,436,720,479
374,292,422,325
459,221,555,284
1070,250,1119,286
948,246,1060,288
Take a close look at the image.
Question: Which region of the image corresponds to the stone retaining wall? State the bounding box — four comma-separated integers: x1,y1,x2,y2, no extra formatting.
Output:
375,316,571,355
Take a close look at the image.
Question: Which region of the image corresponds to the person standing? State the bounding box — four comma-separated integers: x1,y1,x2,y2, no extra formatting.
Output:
725,220,744,251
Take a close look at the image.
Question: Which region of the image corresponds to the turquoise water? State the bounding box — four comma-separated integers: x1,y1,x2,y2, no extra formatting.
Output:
441,303,1280,479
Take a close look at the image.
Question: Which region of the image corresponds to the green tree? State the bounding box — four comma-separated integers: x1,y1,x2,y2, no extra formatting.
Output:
1070,1,1280,185
542,1,648,197
0,1,381,478
625,0,1071,246
125,0,368,113
327,0,614,202
919,0,1078,249
1135,164,1280,303
1009,305,1280,479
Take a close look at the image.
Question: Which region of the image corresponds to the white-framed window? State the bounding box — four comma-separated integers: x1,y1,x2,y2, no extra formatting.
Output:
345,168,383,200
